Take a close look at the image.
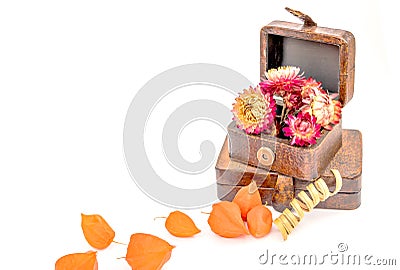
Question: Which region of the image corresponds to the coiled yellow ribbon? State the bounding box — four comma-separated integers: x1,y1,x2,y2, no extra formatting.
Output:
273,169,343,240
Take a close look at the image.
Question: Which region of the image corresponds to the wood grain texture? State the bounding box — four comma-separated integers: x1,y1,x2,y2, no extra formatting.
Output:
295,189,361,210
218,184,361,211
295,129,362,192
216,129,362,210
228,120,342,180
272,175,294,212
218,16,358,211
215,137,278,188
260,20,355,106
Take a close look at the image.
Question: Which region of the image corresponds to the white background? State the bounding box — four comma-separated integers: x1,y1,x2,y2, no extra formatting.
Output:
1,0,399,269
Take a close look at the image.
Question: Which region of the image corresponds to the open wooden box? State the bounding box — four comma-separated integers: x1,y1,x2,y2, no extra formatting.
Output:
216,8,362,211
228,9,355,180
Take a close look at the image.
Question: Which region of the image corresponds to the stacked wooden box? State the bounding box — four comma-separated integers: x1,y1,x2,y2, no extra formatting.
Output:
215,16,362,212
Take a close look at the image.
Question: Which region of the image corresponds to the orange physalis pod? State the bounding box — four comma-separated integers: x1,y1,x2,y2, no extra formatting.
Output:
55,251,98,270
125,233,175,270
81,213,115,250
232,180,262,221
207,201,249,238
246,205,272,238
165,211,201,237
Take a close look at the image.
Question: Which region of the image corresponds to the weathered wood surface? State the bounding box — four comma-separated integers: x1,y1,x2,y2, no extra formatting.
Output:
272,175,294,212
260,20,355,106
216,129,362,210
228,120,342,180
295,129,362,192
218,184,361,211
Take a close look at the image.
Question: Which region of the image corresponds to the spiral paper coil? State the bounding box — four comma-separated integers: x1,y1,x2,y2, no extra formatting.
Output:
274,169,343,240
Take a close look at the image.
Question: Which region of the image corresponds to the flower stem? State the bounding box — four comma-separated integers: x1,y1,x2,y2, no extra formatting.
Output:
113,240,127,245
153,216,167,221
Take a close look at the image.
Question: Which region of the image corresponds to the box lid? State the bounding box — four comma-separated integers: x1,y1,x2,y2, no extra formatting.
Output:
260,8,355,106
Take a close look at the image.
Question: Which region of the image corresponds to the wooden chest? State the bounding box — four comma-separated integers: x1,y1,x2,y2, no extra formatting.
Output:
228,120,342,180
215,8,362,211
229,9,355,180
216,129,362,212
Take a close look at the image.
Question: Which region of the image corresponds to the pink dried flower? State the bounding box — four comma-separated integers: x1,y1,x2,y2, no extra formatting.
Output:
311,93,334,128
283,112,321,146
232,85,276,135
301,77,323,104
284,90,303,110
331,100,342,126
260,66,305,96
303,91,342,130
299,77,343,130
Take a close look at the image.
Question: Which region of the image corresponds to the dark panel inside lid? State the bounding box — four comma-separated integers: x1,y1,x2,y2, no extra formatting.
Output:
267,34,340,93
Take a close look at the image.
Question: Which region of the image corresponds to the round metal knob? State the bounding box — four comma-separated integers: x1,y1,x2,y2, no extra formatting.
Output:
257,147,275,167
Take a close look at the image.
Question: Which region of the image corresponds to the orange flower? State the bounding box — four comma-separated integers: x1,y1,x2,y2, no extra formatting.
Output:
126,233,175,270
81,214,115,250
208,201,249,238
232,180,262,221
165,211,201,237
247,205,272,238
55,251,97,270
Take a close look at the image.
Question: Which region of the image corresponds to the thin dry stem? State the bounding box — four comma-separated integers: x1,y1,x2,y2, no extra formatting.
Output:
113,240,127,245
153,216,167,221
